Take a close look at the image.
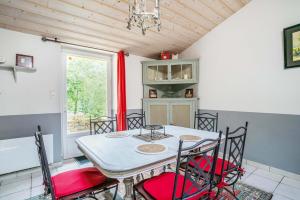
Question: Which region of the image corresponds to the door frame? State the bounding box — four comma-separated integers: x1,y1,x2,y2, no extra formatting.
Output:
60,47,113,159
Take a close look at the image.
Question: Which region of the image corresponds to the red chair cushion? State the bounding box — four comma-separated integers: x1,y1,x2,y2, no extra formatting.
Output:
51,167,106,199
189,156,242,176
143,172,211,200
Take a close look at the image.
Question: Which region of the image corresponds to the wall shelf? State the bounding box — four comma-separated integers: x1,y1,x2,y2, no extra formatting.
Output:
0,65,37,82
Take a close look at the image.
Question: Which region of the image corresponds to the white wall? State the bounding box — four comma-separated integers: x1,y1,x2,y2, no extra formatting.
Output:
180,0,300,115
0,28,61,116
112,54,152,111
0,28,149,116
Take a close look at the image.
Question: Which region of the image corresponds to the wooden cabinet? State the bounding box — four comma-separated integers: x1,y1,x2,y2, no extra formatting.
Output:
142,59,199,84
142,58,199,128
143,98,198,128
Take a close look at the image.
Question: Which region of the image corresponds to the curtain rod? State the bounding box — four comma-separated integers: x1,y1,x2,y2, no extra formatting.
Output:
41,36,129,56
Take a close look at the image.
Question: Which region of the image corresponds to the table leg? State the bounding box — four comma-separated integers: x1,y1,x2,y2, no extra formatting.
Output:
123,177,134,200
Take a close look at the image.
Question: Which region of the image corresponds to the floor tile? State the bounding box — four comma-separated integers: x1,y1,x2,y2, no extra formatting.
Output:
31,185,45,197
55,162,79,173
31,174,43,187
0,189,30,200
240,164,256,181
0,178,31,197
243,174,279,193
274,183,300,200
271,193,293,200
1,174,31,186
253,169,283,182
281,177,300,190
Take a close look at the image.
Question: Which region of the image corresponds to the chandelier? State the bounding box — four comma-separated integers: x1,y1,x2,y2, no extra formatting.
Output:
127,0,161,35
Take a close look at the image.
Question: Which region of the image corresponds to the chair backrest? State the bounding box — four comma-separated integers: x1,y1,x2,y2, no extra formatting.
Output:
34,125,56,200
194,112,218,132
126,111,146,130
90,116,116,134
173,132,222,200
221,122,248,186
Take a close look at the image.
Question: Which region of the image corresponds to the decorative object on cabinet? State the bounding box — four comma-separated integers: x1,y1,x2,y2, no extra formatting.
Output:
142,58,199,128
149,89,157,98
160,51,171,60
284,23,300,69
172,53,178,60
16,54,34,68
185,89,193,98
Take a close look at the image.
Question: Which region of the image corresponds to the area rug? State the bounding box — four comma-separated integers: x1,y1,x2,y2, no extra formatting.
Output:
28,182,272,200
217,182,273,200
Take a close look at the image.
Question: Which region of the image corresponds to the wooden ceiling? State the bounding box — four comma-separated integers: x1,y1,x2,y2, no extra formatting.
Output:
0,0,251,58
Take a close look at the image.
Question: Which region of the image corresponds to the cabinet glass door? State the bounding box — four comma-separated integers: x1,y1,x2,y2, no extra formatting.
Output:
171,64,193,81
171,64,182,80
157,65,168,80
147,65,157,81
147,65,168,81
182,64,193,80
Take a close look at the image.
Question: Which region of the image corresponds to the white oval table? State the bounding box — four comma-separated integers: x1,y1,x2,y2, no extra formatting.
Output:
76,125,222,200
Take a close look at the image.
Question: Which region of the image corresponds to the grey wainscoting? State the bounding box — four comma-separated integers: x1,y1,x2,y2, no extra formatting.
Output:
0,113,62,162
200,109,300,174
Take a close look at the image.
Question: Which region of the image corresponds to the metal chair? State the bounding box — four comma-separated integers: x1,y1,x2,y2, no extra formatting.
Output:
126,111,146,130
133,133,222,200
194,112,218,132
34,125,119,200
215,122,248,199
90,116,116,135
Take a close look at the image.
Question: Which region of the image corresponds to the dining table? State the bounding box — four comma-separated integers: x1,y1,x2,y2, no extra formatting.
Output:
76,125,222,200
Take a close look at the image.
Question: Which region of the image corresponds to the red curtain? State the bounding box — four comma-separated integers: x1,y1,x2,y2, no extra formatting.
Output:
117,51,127,131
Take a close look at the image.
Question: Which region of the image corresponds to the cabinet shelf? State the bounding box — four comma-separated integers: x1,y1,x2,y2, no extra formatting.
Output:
0,65,37,82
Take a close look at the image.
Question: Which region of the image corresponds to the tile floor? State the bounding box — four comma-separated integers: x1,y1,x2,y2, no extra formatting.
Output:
0,159,299,200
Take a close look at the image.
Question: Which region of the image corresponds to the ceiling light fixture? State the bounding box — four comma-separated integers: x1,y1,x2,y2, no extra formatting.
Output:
127,0,161,35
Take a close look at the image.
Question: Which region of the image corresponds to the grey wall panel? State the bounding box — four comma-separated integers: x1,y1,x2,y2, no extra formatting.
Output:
0,113,62,162
200,109,300,174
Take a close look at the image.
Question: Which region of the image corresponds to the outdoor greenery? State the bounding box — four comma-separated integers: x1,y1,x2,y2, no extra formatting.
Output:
67,55,107,132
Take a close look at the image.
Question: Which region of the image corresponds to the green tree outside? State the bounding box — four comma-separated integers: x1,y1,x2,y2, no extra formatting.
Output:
67,55,107,132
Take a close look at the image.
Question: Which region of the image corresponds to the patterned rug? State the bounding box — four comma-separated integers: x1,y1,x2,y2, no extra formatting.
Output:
218,182,273,200
27,182,272,200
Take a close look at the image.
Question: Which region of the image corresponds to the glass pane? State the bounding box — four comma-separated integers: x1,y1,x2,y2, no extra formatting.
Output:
147,65,157,80
171,64,182,80
67,55,107,134
182,64,192,80
157,65,168,80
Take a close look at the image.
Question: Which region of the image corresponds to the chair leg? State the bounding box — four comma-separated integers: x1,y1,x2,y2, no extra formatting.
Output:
133,187,137,200
112,185,119,200
214,188,222,200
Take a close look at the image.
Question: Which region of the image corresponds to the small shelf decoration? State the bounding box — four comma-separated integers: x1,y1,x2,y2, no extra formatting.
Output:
16,54,34,68
0,54,36,82
284,24,300,69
